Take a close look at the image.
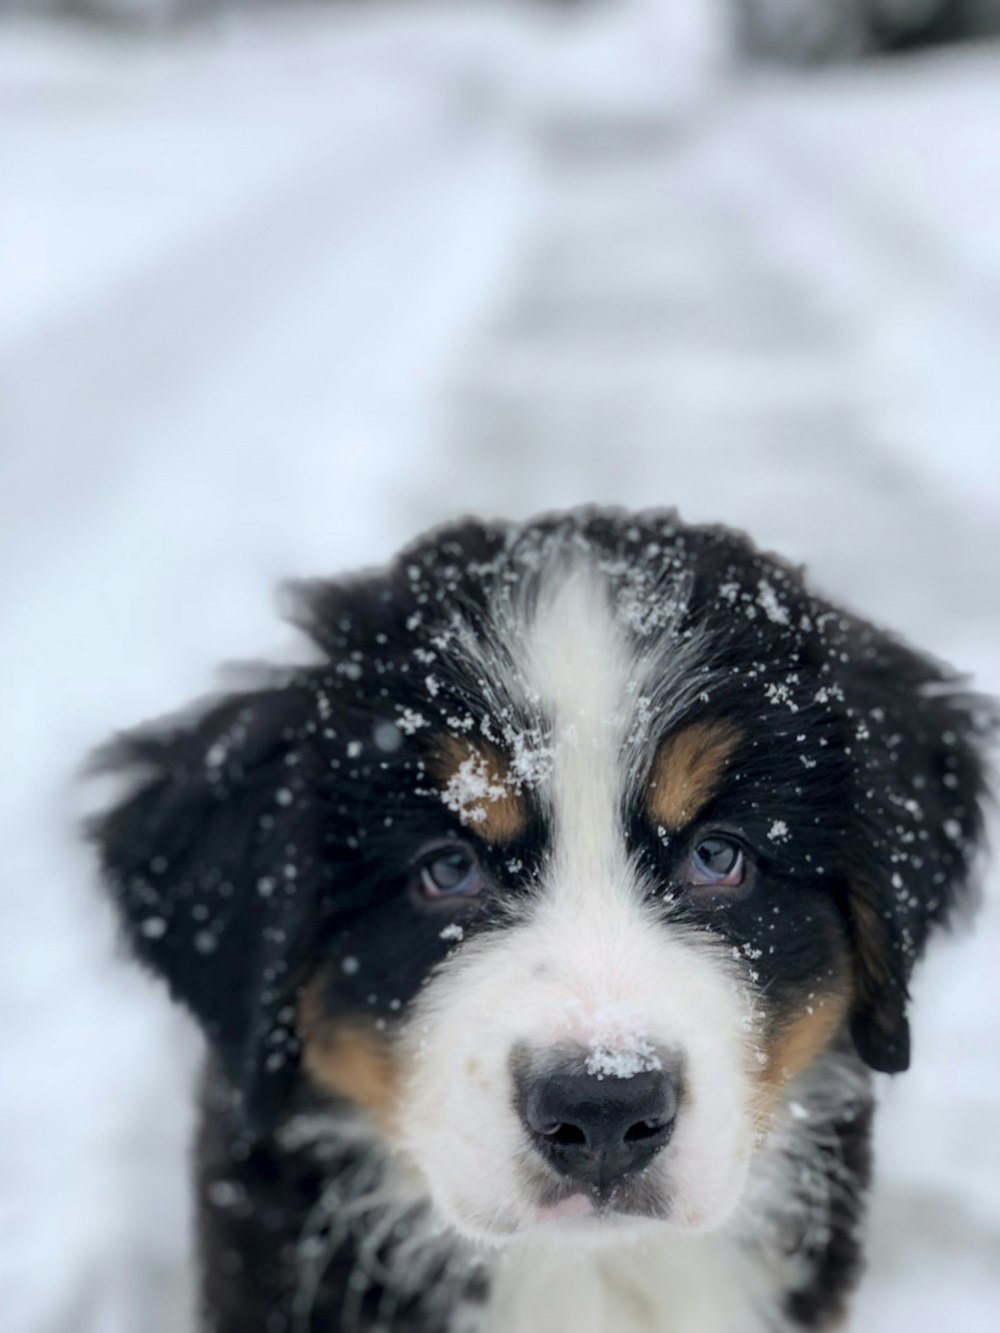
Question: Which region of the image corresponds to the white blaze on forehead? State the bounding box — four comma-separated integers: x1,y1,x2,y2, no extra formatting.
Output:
401,553,759,1244
524,564,634,904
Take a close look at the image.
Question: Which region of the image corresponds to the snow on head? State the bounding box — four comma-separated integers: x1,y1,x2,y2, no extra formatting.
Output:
441,751,512,825
756,579,790,626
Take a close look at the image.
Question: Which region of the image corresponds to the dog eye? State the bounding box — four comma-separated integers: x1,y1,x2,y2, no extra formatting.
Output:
417,845,483,901
688,836,746,888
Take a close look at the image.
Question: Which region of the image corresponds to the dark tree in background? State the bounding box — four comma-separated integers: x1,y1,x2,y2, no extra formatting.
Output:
733,0,1000,62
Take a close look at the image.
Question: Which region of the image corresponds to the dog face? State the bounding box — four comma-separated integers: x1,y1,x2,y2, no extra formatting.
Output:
92,511,990,1245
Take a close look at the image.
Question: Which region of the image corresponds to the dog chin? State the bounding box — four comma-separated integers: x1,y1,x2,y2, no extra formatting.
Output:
528,1203,669,1247
452,1195,673,1250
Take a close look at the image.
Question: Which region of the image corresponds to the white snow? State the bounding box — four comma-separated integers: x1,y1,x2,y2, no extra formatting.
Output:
441,751,511,826
585,1038,663,1082
757,580,791,626
373,721,404,753
396,708,429,736
567,999,666,1082
2,3,999,1331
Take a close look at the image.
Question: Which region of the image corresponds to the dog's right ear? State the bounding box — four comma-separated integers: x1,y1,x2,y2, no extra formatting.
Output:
836,627,994,1076
88,677,328,1132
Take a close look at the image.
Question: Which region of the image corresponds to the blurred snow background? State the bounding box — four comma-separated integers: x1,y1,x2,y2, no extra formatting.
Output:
2,2,999,1330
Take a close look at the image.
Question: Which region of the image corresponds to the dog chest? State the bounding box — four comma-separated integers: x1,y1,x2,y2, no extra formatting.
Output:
475,1231,779,1333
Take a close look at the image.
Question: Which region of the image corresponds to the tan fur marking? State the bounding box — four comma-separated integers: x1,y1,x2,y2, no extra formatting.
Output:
768,993,850,1085
647,720,741,831
754,983,851,1122
432,735,526,843
298,982,399,1132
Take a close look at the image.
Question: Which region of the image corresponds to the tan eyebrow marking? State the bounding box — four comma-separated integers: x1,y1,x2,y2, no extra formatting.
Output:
647,720,741,831
431,736,526,844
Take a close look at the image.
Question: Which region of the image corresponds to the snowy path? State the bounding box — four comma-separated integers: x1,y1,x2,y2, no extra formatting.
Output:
2,7,999,1332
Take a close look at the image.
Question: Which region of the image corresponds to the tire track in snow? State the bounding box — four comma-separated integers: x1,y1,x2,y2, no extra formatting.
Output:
1,75,478,529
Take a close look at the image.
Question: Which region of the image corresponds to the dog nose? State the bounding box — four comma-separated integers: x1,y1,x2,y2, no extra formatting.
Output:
520,1066,679,1190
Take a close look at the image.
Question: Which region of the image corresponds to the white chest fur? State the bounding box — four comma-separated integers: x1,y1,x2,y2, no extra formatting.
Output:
476,1228,781,1333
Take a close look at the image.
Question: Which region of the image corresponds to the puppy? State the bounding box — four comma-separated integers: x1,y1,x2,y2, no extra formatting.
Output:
90,508,992,1333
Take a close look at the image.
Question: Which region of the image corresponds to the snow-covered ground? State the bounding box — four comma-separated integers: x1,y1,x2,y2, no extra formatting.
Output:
2,4,998,1330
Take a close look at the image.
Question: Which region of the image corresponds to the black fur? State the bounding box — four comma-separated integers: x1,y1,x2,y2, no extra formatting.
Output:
196,1062,484,1333
783,1074,874,1329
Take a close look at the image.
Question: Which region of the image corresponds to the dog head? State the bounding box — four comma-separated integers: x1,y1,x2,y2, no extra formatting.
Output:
91,510,991,1243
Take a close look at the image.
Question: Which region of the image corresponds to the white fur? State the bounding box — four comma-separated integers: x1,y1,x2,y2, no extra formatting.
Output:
481,1230,775,1333
401,558,762,1247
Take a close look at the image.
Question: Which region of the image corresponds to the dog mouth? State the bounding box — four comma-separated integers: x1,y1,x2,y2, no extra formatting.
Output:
533,1192,596,1224
529,1177,670,1230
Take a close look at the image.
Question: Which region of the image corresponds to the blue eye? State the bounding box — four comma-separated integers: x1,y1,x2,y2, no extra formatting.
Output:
417,845,483,900
688,836,747,888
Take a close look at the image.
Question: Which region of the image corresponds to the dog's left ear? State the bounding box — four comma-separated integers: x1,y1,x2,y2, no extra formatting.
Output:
88,676,330,1132
837,625,993,1074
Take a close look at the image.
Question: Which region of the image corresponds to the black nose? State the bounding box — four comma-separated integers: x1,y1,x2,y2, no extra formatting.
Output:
520,1065,679,1190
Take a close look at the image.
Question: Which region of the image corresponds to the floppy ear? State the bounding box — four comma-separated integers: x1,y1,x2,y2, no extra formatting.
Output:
89,677,328,1132
838,628,993,1074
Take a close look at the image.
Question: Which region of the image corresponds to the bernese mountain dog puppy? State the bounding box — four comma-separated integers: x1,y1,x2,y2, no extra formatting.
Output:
90,508,992,1333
